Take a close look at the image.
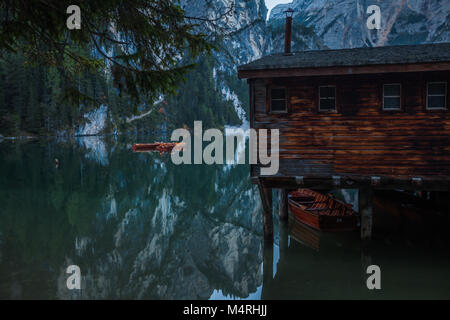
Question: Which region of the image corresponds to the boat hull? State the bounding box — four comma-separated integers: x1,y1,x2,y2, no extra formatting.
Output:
132,142,184,153
289,201,358,231
290,219,321,251
288,189,358,232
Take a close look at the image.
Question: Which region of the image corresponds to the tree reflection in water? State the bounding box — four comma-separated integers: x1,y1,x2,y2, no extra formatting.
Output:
1,136,450,299
0,136,263,299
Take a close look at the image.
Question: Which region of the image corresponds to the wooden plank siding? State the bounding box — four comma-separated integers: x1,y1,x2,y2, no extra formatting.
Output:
250,71,450,190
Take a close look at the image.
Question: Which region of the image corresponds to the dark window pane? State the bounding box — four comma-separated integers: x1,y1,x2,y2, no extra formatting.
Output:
320,86,335,98
428,96,446,109
428,83,446,95
320,98,335,110
271,99,286,111
384,84,400,96
271,88,285,100
383,97,401,109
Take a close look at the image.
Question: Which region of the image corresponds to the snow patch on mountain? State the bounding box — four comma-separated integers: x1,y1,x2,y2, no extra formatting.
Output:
76,104,109,136
221,86,248,126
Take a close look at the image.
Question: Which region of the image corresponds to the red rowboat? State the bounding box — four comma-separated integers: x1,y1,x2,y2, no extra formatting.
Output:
132,142,185,153
288,189,358,232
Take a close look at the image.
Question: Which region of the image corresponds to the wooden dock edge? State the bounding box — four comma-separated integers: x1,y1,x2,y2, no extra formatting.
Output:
251,175,450,191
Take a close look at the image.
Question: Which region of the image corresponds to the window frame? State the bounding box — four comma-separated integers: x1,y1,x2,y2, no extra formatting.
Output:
382,83,402,111
269,86,288,114
318,85,337,112
426,81,447,110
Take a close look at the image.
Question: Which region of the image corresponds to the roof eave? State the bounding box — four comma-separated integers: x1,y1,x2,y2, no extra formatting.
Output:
238,61,450,79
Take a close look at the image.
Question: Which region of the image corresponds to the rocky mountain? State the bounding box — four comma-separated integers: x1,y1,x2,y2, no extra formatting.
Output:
182,0,268,70
179,0,449,75
178,0,269,127
267,0,450,52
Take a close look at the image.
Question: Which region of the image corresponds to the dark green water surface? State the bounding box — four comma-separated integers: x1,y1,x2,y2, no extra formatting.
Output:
0,136,449,299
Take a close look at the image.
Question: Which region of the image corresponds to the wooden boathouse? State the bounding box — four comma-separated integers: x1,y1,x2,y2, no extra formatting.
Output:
238,32,450,241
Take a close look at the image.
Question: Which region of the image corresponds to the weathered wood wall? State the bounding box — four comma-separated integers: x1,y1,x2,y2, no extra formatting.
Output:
251,71,450,189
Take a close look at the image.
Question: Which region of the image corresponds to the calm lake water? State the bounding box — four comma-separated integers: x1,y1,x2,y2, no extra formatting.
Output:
1,135,450,299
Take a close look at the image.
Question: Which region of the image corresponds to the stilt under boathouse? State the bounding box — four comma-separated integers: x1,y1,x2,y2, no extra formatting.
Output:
238,37,450,242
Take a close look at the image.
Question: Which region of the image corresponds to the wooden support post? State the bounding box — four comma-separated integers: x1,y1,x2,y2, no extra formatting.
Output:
278,189,288,221
359,187,374,241
258,179,273,242
360,247,373,282
261,242,273,300
278,219,289,263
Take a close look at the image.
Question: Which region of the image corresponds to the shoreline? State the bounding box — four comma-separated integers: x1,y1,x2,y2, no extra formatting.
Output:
0,120,246,142
0,123,243,141
0,130,169,141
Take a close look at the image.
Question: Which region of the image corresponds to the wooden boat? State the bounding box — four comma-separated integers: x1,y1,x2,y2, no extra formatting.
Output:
288,189,358,232
290,219,321,251
132,142,185,153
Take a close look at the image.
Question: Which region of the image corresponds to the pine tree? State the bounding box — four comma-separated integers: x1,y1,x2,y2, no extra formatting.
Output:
0,0,225,105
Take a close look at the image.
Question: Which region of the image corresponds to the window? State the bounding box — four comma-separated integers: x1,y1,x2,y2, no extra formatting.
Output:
427,82,447,110
383,84,401,110
270,88,287,112
319,86,336,111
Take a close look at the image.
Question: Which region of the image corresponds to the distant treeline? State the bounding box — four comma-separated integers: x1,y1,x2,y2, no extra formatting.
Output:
167,55,242,130
0,47,130,136
0,48,242,137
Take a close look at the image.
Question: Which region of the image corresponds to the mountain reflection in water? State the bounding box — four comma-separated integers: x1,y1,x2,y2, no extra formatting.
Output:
0,135,450,299
0,135,262,299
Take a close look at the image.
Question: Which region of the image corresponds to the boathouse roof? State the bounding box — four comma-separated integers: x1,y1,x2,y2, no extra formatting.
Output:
238,43,450,78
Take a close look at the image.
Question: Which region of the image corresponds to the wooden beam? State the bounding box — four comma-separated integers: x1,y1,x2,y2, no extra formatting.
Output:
278,189,288,221
252,175,450,192
258,179,273,242
359,187,374,241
